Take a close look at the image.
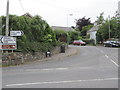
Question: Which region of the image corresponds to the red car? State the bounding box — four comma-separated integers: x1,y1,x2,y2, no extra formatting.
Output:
73,40,86,46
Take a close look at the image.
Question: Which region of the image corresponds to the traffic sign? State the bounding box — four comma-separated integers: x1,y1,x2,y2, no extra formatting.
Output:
1,36,16,44
10,30,24,36
0,44,16,50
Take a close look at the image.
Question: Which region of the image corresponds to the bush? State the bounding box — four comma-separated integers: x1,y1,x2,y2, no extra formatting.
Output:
82,39,95,45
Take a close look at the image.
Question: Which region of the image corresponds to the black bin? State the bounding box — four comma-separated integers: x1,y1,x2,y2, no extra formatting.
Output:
60,44,65,53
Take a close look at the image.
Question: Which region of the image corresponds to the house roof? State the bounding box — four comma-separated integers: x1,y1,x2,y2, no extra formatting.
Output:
87,24,101,33
51,26,75,32
22,13,33,18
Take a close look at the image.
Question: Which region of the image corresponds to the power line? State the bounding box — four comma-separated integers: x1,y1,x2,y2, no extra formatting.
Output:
19,0,25,13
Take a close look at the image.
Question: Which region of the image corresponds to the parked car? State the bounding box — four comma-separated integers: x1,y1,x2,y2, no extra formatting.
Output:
103,41,120,47
73,40,86,46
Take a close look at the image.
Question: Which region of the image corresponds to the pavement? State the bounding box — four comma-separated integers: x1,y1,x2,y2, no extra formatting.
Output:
33,46,79,63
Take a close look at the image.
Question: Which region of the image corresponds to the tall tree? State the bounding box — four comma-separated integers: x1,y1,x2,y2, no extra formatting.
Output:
75,17,93,36
75,17,92,30
96,12,105,25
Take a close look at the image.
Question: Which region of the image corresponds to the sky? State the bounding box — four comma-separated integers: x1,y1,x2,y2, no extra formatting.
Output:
0,0,119,27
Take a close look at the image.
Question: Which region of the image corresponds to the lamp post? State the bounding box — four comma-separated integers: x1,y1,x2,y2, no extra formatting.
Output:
67,14,73,27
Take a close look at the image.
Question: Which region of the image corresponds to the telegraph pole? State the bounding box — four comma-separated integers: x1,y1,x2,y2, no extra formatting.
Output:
6,0,9,36
5,0,9,53
108,15,111,40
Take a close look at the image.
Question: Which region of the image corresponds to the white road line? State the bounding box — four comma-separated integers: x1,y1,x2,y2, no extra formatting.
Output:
6,78,119,87
105,55,109,58
110,59,119,67
104,54,119,67
26,68,68,72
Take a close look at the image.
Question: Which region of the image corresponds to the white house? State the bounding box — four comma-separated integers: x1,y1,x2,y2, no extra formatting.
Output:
87,23,100,44
118,1,120,17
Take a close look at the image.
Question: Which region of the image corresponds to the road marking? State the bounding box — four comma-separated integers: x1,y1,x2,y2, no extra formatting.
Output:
105,55,109,58
104,54,119,67
110,59,119,67
26,68,68,72
6,78,119,87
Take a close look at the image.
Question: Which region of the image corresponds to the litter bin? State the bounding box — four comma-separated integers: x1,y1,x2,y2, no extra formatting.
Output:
60,44,65,53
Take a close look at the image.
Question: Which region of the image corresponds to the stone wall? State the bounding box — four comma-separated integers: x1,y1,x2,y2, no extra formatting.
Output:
2,45,68,66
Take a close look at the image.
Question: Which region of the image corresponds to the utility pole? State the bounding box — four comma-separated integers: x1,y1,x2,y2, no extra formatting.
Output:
6,0,9,36
108,15,111,40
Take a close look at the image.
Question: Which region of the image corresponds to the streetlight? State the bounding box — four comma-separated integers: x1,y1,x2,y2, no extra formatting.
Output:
67,14,73,27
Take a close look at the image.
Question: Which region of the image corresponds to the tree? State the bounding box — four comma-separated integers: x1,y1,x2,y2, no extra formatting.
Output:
1,14,57,52
75,17,93,36
96,12,120,43
96,12,105,25
81,25,93,36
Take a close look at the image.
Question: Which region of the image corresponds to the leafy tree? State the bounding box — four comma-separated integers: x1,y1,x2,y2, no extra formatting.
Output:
54,29,67,42
96,12,120,43
1,14,57,53
75,17,93,36
81,25,93,36
68,31,80,43
96,12,105,25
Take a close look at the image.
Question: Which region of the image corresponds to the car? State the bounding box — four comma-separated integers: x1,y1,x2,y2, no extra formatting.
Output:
103,41,120,47
73,40,86,46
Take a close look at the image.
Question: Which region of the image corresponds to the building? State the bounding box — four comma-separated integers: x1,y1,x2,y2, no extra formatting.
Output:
118,1,120,17
22,13,33,18
87,23,101,44
51,26,75,32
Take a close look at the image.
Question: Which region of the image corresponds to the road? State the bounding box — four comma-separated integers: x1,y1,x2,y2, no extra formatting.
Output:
2,46,119,88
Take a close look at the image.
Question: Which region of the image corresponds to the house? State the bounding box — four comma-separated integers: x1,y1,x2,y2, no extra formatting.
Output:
87,23,101,44
22,13,33,18
51,26,75,32
118,1,120,17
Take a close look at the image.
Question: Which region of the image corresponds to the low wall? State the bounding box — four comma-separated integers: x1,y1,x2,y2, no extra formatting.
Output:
2,45,68,66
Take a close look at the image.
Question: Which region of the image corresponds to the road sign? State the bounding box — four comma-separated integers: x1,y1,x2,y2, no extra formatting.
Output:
0,44,16,50
10,30,24,36
0,36,17,50
1,36,16,44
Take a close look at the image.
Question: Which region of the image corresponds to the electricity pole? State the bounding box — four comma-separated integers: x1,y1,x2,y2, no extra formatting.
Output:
108,15,111,40
6,0,9,36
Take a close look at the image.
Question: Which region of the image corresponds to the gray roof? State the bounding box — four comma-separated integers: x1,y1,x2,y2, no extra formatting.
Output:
87,24,101,33
51,26,75,32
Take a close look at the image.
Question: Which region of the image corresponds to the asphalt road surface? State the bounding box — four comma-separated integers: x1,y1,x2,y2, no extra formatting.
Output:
2,46,119,88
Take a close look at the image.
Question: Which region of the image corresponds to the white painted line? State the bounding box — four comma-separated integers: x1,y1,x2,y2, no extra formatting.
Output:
25,68,68,72
6,78,119,87
105,55,109,58
110,59,119,67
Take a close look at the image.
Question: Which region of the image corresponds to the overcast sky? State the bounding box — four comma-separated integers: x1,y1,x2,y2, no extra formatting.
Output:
0,0,119,27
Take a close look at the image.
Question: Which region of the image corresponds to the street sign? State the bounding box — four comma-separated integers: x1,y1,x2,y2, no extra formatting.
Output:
0,44,16,50
0,36,17,50
10,30,24,36
1,36,16,44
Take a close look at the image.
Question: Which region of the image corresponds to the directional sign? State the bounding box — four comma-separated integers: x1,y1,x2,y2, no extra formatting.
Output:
0,44,17,50
0,36,17,50
1,36,16,44
10,30,24,36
